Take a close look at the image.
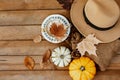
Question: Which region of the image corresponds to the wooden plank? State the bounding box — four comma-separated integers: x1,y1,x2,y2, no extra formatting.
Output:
0,55,120,70
108,64,120,70
0,25,118,41
0,10,69,25
94,70,120,80
0,41,67,55
0,0,62,10
107,55,120,70
0,71,71,80
0,41,119,70
0,70,119,80
0,40,119,56
0,56,68,70
0,25,40,40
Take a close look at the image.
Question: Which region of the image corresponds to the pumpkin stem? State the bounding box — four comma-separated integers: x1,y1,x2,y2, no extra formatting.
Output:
80,66,85,71
60,55,64,59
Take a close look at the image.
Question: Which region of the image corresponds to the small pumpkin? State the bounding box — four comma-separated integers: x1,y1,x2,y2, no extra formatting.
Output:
51,46,71,67
69,57,96,80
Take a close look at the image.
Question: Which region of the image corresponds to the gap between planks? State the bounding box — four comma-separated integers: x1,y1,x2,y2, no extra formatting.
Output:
0,39,119,70
0,41,68,55
0,25,41,40
0,70,119,80
0,40,119,54
0,10,69,26
0,10,69,40
0,55,68,71
0,40,119,55
0,55,119,71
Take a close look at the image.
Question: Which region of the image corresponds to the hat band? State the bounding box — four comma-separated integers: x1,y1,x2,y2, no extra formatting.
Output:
83,8,117,31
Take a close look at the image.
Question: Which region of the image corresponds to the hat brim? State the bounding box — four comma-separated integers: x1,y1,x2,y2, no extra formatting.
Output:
70,0,120,43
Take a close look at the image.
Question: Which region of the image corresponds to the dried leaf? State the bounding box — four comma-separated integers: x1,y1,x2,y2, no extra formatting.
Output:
65,26,83,49
77,34,102,56
42,49,51,63
50,23,66,37
71,49,81,58
39,49,52,69
84,41,97,56
40,58,56,69
57,0,64,4
57,0,74,10
77,42,86,56
62,2,71,10
85,34,102,44
24,56,35,70
71,32,81,42
71,32,82,49
33,35,42,43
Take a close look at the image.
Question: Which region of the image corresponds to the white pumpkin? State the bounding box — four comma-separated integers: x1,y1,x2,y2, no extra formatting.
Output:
51,46,71,67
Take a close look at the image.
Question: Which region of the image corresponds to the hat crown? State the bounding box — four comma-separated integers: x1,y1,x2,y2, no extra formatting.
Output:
85,0,120,28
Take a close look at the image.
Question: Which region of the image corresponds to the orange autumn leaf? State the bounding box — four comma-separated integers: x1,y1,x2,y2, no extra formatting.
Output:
50,23,66,37
39,49,51,69
24,56,35,70
42,49,51,63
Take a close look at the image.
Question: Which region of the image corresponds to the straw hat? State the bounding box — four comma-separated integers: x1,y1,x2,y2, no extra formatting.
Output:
71,0,120,43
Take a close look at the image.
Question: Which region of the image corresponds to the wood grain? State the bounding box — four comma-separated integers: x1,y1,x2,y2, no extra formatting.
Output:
0,71,71,80
94,70,120,80
0,70,119,80
0,0,62,10
0,55,119,70
0,26,40,40
0,0,119,79
0,41,67,55
107,54,120,70
0,56,68,70
0,10,69,25
0,40,119,55
0,40,119,71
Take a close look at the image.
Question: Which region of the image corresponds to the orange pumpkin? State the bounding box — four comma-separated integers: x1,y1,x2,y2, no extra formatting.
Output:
69,57,96,80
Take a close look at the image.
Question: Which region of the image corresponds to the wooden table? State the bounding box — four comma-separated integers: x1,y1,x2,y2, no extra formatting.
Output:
0,0,119,80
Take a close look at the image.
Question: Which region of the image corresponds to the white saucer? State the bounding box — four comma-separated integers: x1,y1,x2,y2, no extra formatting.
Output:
41,14,71,43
